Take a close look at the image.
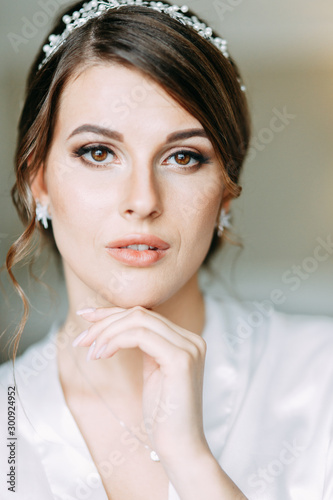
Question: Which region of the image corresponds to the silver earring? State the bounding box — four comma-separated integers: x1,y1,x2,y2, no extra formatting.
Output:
35,200,52,229
217,208,231,237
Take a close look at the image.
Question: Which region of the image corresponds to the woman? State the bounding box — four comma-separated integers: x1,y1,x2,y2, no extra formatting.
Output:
0,1,332,499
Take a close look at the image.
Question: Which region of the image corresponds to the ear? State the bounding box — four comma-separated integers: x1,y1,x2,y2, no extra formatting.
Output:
30,161,50,207
219,188,233,214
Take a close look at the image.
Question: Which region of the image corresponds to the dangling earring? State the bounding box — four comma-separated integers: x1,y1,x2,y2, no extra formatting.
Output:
35,200,52,229
217,208,231,237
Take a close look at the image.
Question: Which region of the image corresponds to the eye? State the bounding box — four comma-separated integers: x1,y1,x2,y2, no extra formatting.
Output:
90,147,109,162
173,152,193,165
73,145,116,166
164,150,209,169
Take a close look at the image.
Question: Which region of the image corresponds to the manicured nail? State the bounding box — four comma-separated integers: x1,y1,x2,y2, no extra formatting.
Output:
72,330,88,347
95,345,107,359
76,308,96,315
86,341,96,361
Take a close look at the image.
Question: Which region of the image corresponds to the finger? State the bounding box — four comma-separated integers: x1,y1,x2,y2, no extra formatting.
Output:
74,306,204,349
91,322,205,367
74,307,198,353
89,326,192,372
73,308,133,346
77,305,167,324
76,306,126,321
123,307,206,349
75,306,176,342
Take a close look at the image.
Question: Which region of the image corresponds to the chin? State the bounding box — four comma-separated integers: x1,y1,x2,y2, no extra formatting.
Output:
97,285,168,310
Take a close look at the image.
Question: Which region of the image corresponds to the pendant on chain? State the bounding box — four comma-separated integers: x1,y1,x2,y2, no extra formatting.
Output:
150,450,160,462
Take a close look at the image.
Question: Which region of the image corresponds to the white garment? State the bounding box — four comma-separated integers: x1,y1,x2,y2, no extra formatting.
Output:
0,292,332,499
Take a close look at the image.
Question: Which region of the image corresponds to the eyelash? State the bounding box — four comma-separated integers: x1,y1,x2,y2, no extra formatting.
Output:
72,144,210,170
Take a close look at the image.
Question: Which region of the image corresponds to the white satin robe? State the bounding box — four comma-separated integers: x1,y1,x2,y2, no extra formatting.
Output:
0,292,332,499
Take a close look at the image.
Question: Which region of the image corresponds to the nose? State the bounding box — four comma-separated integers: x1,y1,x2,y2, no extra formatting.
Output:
119,162,162,222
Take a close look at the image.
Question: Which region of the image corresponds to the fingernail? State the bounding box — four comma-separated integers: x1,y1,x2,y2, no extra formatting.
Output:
95,345,107,360
72,330,88,347
86,341,96,361
76,308,96,315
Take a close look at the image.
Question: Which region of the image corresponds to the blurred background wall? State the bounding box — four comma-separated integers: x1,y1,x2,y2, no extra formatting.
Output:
1,0,333,363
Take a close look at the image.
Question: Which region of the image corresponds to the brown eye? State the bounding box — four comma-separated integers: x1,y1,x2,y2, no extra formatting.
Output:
164,150,206,169
175,152,191,165
91,148,108,162
74,144,115,166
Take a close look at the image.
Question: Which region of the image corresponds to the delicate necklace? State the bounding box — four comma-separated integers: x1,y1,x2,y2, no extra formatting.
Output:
69,342,160,462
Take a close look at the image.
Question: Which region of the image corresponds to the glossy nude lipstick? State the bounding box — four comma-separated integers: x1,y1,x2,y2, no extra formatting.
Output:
106,234,170,267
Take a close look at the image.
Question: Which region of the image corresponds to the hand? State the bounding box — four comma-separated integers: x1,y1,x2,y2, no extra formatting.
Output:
72,305,209,465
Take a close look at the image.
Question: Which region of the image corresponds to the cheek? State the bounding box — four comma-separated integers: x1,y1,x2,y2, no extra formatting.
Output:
180,178,222,226
44,172,104,261
176,176,222,239
46,160,109,226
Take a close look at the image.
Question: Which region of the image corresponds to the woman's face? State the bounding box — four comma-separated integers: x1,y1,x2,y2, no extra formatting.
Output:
37,64,226,308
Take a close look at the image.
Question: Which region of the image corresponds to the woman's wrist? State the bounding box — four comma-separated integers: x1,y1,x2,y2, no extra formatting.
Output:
163,448,248,500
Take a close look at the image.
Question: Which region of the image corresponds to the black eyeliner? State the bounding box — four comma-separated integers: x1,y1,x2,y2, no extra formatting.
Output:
71,144,114,158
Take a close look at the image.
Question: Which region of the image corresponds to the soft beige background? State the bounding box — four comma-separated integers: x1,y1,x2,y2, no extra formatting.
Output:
1,0,333,363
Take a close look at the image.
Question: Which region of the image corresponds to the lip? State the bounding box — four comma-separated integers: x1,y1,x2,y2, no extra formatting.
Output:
106,234,170,250
106,233,170,267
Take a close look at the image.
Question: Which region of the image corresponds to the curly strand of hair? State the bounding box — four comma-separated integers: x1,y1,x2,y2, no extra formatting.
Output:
4,216,37,363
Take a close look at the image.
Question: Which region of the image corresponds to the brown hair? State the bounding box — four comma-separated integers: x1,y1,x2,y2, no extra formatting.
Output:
5,0,251,360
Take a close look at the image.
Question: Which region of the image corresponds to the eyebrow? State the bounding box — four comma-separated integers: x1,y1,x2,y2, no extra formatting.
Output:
165,128,208,143
67,125,208,143
67,125,123,141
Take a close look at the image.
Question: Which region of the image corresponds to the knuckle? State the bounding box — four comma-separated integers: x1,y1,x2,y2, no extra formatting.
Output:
197,336,207,355
132,305,145,312
188,333,207,357
131,307,146,319
188,343,200,360
184,339,206,364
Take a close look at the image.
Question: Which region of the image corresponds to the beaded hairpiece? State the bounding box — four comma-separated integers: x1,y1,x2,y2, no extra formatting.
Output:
39,0,245,92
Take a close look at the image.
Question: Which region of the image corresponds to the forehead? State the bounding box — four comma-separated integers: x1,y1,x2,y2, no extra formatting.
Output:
56,63,202,135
